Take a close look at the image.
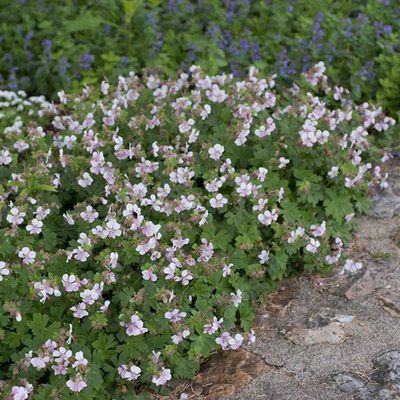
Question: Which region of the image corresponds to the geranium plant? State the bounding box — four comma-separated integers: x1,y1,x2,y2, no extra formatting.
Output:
0,63,395,399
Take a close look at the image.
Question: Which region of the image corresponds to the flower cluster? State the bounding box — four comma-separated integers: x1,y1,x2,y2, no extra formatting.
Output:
0,62,395,398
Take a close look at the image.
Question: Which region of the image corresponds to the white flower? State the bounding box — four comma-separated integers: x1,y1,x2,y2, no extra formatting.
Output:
77,172,93,188
328,166,339,178
310,221,326,237
58,90,68,104
306,238,320,254
70,303,88,319
278,157,290,169
66,377,87,393
26,218,43,235
0,261,10,281
236,182,253,197
152,367,172,386
11,386,30,400
258,209,278,226
210,193,228,209
208,144,224,160
106,219,122,238
0,149,12,165
343,259,362,273
228,333,244,350
7,207,26,226
258,250,270,264
230,289,242,307
72,351,88,368
18,247,36,264
121,365,141,381
222,263,232,277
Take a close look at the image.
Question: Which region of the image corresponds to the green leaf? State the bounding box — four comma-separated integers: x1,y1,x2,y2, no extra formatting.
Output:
354,194,371,214
0,237,14,257
280,200,300,223
324,188,354,221
213,228,233,250
190,334,217,357
171,355,199,379
268,250,288,280
35,184,58,192
42,227,58,251
86,363,104,389
64,12,104,32
239,305,255,331
28,313,61,342
123,0,143,23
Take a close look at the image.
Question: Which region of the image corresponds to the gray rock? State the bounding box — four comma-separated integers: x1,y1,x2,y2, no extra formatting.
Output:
368,192,400,219
334,350,400,400
373,350,400,385
331,372,365,393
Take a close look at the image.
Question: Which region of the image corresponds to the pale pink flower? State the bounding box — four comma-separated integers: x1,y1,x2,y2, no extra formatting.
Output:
66,376,87,393
258,209,278,226
125,314,148,336
121,364,141,381
142,267,158,282
30,356,49,369
210,193,228,209
0,149,12,165
70,302,88,319
222,263,232,277
310,221,326,237
80,289,99,305
77,172,93,188
11,385,30,400
216,332,231,350
0,261,10,281
72,351,88,368
80,206,98,223
228,333,244,350
278,157,290,169
7,207,26,226
62,274,80,292
230,289,242,307
258,250,270,264
208,144,224,160
106,219,122,238
18,247,36,265
236,182,253,197
34,206,50,220
63,213,75,225
343,259,362,273
26,218,43,235
165,309,186,323
306,238,320,254
53,347,72,363
152,367,172,386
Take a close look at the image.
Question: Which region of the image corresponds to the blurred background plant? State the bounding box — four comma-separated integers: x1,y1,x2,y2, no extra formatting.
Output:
1,0,400,115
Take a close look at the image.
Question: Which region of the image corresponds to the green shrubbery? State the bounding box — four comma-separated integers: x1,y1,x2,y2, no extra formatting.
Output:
1,0,400,114
0,63,395,398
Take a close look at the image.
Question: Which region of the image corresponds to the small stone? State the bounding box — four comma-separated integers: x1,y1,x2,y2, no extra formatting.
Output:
331,372,365,393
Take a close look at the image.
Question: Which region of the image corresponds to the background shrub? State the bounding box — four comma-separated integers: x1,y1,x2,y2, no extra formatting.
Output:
1,0,400,115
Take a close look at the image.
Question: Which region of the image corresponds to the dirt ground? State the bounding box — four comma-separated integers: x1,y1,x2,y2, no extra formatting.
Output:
157,159,400,400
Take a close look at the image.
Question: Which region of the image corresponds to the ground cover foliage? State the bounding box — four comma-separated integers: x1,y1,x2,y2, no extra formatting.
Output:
0,62,396,398
1,0,400,114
